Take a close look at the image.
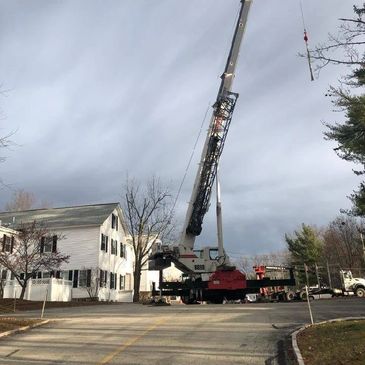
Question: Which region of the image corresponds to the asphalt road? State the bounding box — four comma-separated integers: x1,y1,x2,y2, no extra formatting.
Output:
0,298,363,365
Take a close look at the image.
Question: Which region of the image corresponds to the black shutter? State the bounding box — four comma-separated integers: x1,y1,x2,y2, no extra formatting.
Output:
32,272,37,279
105,236,108,253
2,234,5,252
86,269,91,287
116,217,118,231
73,270,79,288
115,273,117,290
68,270,73,281
101,234,104,250
52,236,57,252
37,272,42,279
110,272,113,289
40,237,45,253
10,236,14,253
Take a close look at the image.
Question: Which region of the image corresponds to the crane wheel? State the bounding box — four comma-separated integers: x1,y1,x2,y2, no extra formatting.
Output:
285,291,295,301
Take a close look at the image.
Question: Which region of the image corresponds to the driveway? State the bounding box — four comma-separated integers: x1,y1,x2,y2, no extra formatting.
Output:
0,298,363,365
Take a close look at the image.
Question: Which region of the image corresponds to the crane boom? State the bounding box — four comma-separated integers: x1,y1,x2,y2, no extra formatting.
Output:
181,0,252,250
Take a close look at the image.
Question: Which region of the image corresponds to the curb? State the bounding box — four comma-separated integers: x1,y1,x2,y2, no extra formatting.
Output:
291,316,365,365
0,319,50,339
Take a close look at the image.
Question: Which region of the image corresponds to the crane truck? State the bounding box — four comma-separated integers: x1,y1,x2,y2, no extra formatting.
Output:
148,0,295,304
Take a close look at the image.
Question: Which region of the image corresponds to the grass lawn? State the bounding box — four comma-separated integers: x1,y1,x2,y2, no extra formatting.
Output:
0,317,43,333
297,319,365,365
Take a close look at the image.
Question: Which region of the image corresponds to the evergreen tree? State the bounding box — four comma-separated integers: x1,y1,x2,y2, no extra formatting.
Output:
285,224,323,284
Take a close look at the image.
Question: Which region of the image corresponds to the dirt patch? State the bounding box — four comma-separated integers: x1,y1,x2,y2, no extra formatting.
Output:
0,299,113,314
297,319,365,365
0,317,42,333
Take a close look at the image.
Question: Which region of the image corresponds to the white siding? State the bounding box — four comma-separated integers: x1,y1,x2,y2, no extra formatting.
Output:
57,226,100,270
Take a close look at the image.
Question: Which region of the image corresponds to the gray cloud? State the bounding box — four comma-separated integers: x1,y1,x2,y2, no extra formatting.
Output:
1,0,362,257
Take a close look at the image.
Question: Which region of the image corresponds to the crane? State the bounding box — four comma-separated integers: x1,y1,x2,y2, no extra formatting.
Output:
150,0,251,273
149,0,296,303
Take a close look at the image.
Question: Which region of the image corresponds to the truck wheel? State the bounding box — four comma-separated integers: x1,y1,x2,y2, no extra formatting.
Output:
355,287,365,298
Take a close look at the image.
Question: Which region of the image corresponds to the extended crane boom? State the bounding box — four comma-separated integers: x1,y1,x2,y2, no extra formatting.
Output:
149,0,252,276
181,0,252,250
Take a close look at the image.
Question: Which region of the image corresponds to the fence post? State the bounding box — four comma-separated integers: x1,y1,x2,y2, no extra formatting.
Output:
326,261,332,289
41,287,48,319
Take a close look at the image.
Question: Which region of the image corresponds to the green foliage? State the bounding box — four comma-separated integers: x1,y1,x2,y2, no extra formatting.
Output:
285,224,323,266
285,224,323,285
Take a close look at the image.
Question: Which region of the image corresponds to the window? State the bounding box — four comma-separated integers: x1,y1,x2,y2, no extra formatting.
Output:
1,270,7,280
79,270,91,287
110,272,115,289
100,270,109,288
111,239,117,255
101,234,108,252
2,234,13,253
120,243,127,259
119,275,125,290
40,236,57,253
73,270,79,288
111,214,118,230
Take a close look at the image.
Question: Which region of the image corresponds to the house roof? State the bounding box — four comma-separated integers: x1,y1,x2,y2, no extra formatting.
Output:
0,203,120,229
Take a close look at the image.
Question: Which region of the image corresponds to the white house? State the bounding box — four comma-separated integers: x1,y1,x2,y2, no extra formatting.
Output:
0,203,141,302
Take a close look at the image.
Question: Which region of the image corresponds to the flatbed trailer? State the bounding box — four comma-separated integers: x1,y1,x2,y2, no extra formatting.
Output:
152,267,296,303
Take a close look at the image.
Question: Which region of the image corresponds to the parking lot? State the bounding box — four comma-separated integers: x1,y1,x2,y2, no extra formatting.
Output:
0,298,363,365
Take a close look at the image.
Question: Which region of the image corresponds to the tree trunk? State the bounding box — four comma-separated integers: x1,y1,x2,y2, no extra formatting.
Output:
19,283,27,300
133,264,141,303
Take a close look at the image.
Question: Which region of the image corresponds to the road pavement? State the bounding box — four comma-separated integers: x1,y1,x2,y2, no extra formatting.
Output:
0,298,363,365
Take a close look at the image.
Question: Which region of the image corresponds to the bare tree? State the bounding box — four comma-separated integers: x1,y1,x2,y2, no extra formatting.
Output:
302,4,365,74
0,221,69,299
84,268,100,301
5,190,36,211
4,189,51,212
323,216,364,270
122,176,174,302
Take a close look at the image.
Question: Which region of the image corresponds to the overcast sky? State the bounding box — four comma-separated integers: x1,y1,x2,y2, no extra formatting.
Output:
0,0,362,258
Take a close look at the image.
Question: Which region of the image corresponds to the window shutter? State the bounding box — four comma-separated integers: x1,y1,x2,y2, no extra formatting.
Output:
105,237,108,253
115,273,117,289
32,272,37,279
73,270,79,288
40,237,45,253
124,245,127,260
10,236,14,253
101,234,104,250
86,269,91,287
52,235,57,253
37,272,42,279
56,271,61,279
68,270,73,281
2,234,6,252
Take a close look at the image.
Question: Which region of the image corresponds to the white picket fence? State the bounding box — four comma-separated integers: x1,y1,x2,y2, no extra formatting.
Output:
3,278,72,302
